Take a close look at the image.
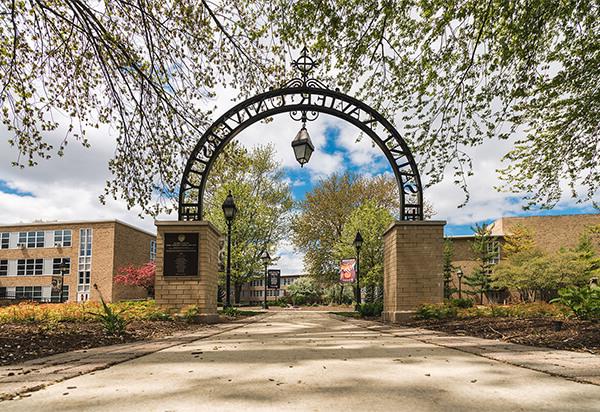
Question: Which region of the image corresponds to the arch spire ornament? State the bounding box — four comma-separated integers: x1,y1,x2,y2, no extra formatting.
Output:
178,49,424,221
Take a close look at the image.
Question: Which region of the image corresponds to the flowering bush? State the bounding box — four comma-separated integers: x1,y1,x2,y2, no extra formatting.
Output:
114,261,155,296
415,302,568,320
0,300,171,324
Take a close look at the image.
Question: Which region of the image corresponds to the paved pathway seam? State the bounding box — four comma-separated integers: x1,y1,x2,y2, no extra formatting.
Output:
0,313,273,400
332,315,600,386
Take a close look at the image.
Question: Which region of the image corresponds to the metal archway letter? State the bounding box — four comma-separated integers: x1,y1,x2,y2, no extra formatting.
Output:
178,50,424,221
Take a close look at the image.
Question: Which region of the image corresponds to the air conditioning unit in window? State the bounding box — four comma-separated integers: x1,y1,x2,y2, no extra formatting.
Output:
17,243,26,249
55,242,63,248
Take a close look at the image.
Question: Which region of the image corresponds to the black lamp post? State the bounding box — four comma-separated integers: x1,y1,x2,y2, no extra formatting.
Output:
58,260,69,303
291,124,315,167
222,191,237,308
456,268,463,299
353,231,363,311
261,251,271,310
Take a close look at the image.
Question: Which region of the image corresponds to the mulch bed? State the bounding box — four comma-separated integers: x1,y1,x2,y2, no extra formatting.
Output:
402,317,600,354
0,320,213,366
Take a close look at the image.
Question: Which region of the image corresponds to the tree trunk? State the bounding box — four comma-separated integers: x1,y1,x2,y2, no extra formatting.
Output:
234,283,242,305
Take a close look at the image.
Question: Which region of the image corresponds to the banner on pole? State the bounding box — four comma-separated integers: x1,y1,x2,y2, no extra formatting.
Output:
339,258,356,283
51,276,63,293
267,269,281,289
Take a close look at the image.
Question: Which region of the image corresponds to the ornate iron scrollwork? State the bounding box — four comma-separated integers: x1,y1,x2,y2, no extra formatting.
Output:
178,49,424,222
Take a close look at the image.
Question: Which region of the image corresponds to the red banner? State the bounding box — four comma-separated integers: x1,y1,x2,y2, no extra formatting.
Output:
339,258,356,283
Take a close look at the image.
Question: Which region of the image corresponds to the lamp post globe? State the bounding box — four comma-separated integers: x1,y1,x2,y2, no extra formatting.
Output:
222,191,237,308
291,125,315,167
221,191,238,221
456,268,463,299
353,231,363,250
353,231,363,311
260,251,271,310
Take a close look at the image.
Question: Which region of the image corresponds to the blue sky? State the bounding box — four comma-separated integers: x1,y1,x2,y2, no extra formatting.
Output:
276,124,598,237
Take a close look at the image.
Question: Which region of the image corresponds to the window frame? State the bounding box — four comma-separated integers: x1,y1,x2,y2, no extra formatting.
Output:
54,230,72,247
0,233,8,249
52,257,71,275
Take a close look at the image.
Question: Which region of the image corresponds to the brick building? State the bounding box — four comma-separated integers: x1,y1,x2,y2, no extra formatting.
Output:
239,273,304,305
447,213,600,302
0,220,156,303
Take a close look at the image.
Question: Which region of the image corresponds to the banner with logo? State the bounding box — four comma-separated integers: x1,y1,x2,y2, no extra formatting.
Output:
339,258,356,283
267,269,281,289
51,276,63,293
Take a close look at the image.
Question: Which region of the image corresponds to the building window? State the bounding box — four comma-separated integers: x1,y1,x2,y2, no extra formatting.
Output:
0,260,7,276
0,233,8,249
486,240,501,266
54,230,72,247
17,259,43,275
15,286,43,301
150,240,156,261
79,228,92,256
0,287,7,298
52,258,71,275
18,231,45,248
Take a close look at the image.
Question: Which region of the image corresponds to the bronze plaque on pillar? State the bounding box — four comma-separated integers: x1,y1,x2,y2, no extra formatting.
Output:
163,233,199,277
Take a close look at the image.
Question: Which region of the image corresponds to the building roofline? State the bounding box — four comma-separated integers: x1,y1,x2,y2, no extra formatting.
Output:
0,219,156,237
445,234,503,239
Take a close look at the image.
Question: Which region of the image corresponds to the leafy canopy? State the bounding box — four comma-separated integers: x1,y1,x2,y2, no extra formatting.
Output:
2,1,598,214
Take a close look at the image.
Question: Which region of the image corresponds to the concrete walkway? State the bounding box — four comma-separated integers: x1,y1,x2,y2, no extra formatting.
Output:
2,312,600,411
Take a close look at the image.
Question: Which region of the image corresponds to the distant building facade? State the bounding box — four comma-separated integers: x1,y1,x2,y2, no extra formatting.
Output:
447,213,600,303
0,220,156,303
238,273,305,305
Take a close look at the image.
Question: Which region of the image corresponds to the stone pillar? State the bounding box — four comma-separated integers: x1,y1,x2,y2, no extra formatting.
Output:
382,220,446,323
154,221,221,322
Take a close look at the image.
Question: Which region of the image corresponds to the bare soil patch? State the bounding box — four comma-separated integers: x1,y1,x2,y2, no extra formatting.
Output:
0,320,212,366
403,317,600,354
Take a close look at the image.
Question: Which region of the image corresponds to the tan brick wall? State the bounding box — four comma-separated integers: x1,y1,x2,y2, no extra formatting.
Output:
447,214,600,302
88,223,117,303
382,221,445,323
501,214,600,252
154,221,221,316
0,221,156,303
112,222,155,301
0,222,95,302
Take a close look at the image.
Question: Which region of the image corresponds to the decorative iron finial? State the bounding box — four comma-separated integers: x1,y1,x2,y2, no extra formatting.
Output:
291,47,317,86
287,47,324,124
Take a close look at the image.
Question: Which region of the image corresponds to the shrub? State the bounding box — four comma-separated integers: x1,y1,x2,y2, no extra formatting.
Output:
91,296,128,336
551,286,600,320
181,305,200,322
448,298,474,308
415,303,457,320
222,306,241,317
358,302,383,317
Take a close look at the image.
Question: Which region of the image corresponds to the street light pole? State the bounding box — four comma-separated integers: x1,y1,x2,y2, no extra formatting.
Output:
226,220,232,307
222,191,238,308
58,260,69,303
354,231,363,311
456,268,463,299
261,251,271,310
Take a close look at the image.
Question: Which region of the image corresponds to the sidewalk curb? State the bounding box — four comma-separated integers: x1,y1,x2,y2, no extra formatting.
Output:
330,314,600,386
0,313,274,401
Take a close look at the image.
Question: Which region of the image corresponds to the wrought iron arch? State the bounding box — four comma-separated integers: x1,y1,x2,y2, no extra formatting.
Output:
178,49,424,221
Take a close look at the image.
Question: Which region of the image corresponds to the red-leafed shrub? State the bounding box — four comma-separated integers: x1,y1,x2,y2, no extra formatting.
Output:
114,261,155,297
